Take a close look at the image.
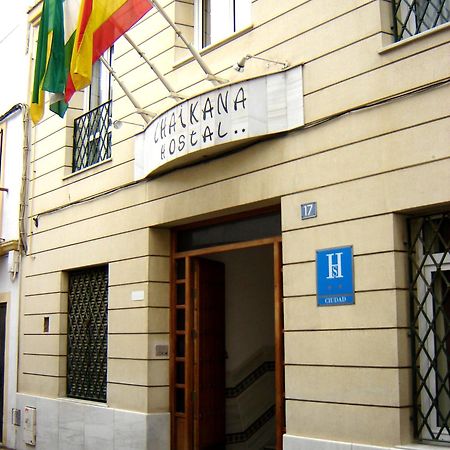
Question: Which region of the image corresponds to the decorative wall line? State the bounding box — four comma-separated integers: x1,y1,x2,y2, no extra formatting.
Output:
225,361,275,398
225,360,276,445
226,405,275,444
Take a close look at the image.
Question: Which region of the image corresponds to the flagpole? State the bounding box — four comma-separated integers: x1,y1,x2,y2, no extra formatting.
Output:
149,0,227,86
123,33,185,101
99,55,155,124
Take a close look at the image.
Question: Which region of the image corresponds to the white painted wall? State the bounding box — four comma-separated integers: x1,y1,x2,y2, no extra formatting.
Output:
1,118,24,241
0,4,29,108
0,3,30,448
0,0,29,240
208,246,275,374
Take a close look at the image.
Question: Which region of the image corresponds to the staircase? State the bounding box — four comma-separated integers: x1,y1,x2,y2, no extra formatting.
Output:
225,347,276,450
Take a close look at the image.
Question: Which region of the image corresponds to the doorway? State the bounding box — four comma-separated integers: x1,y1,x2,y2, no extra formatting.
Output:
170,209,284,450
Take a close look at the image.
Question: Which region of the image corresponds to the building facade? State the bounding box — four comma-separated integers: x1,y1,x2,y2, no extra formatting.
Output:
0,3,31,448
16,1,450,450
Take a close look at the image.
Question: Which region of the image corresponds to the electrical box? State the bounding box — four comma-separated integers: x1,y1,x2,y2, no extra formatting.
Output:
7,250,19,275
12,408,21,426
155,344,168,357
23,406,36,446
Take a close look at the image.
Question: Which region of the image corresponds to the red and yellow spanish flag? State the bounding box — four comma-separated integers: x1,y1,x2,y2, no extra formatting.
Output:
66,0,153,102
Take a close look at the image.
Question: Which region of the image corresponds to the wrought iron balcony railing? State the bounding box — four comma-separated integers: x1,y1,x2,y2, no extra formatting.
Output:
392,0,450,41
73,100,112,172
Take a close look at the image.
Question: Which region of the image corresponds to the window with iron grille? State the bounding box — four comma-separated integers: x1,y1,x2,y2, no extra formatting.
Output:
408,212,450,443
73,100,112,172
72,51,112,173
67,266,108,402
392,0,450,41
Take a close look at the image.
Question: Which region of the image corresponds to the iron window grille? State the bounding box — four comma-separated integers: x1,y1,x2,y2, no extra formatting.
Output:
408,212,450,443
73,100,112,172
392,0,450,41
67,266,108,403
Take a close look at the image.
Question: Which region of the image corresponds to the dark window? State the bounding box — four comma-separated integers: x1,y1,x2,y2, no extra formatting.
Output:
176,211,281,252
67,266,108,402
408,212,450,443
392,0,450,41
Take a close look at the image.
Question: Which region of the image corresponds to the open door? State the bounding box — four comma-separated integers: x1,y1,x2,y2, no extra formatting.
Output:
171,257,225,450
193,258,226,450
171,209,284,450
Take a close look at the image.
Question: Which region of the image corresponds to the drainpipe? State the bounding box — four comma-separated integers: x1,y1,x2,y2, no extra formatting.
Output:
0,103,31,267
0,102,30,450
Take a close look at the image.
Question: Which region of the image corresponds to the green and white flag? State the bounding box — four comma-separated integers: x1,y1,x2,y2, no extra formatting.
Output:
50,0,80,118
30,0,80,124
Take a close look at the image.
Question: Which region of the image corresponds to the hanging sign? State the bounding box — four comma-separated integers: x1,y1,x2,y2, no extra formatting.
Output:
134,65,304,179
316,246,355,306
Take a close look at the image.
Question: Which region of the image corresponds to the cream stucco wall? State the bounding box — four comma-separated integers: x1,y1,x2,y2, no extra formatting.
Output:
19,0,450,449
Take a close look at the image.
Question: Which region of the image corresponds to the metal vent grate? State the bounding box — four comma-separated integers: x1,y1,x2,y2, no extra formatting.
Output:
392,0,450,41
73,101,112,172
408,212,450,443
67,266,108,402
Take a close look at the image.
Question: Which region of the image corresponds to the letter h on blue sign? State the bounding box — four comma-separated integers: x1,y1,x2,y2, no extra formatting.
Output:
316,246,355,306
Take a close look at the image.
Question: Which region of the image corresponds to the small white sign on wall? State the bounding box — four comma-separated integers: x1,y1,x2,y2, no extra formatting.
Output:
23,406,36,446
134,65,304,179
131,290,145,301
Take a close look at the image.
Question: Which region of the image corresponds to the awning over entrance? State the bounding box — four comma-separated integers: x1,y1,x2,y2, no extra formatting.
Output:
134,66,304,179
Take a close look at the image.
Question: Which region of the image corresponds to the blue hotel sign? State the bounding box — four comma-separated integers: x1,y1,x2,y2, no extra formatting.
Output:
316,246,355,306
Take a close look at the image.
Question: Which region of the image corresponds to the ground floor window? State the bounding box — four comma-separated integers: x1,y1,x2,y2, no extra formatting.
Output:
67,265,108,402
408,212,450,443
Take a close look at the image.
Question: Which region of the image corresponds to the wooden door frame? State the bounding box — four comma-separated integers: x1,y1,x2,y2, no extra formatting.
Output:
170,235,284,450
